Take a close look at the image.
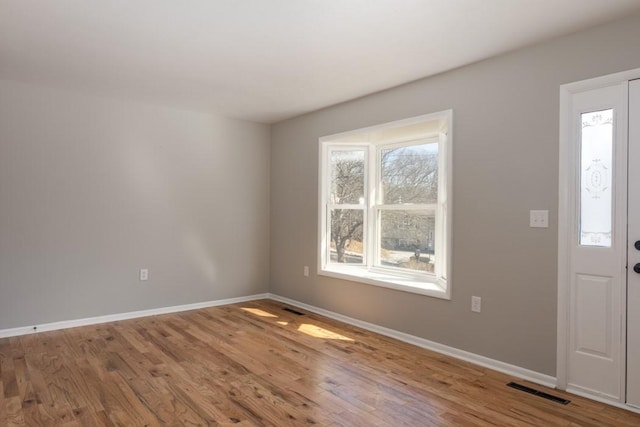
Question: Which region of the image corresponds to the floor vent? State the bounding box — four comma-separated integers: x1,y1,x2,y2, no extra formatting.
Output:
507,382,570,405
283,307,305,316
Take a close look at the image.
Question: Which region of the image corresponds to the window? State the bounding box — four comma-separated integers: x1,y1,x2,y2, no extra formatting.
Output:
579,109,613,247
318,111,452,298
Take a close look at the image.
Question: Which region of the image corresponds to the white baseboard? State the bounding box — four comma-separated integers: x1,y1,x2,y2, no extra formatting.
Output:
268,293,557,389
0,293,269,339
566,386,640,415
0,291,555,390
6,291,640,414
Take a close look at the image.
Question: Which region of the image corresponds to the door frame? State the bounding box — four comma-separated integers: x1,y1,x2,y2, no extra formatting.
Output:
558,67,640,404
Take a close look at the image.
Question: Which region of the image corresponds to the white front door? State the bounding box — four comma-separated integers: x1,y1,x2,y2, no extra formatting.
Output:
627,79,640,407
560,71,640,408
563,83,628,401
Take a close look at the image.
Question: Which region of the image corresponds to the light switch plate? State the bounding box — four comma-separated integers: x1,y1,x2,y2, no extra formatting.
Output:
530,210,549,228
471,296,482,313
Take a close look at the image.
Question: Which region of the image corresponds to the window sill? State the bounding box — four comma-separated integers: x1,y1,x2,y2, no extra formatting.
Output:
319,265,450,299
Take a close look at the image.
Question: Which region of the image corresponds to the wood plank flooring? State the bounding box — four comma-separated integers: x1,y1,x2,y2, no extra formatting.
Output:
1,299,639,426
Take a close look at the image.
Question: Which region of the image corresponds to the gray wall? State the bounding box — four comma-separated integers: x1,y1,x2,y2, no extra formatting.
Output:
270,13,640,376
0,80,270,329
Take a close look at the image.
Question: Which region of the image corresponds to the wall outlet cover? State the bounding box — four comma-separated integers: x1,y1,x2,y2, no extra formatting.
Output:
530,210,549,228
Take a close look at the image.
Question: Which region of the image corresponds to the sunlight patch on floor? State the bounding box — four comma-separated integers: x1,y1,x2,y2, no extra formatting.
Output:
298,323,354,341
241,307,278,318
240,307,352,341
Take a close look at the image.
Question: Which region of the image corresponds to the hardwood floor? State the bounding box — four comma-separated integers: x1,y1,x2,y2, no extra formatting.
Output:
1,299,640,426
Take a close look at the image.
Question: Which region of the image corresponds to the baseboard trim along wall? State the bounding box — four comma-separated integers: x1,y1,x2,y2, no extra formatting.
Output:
566,386,640,415
0,291,555,391
0,293,270,339
7,290,640,413
268,293,558,390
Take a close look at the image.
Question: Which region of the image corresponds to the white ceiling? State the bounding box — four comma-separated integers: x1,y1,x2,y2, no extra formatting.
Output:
2,1,640,123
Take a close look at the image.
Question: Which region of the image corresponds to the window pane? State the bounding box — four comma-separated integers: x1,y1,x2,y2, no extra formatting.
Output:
379,210,434,272
330,209,364,264
580,109,613,247
381,143,438,204
331,150,365,204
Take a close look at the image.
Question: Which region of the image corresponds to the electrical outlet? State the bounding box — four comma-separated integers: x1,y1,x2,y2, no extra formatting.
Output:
140,268,149,281
303,266,309,277
529,210,549,228
471,296,482,313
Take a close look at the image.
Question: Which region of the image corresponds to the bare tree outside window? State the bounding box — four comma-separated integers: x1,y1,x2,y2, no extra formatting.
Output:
320,111,451,297
329,151,365,263
381,144,438,204
329,143,439,270
330,209,363,263
379,143,438,271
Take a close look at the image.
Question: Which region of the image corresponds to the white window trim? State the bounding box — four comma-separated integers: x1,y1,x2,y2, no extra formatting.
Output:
318,111,453,299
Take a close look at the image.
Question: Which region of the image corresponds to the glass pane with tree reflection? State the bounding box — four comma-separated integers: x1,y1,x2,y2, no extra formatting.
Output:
380,210,435,272
330,150,365,204
330,209,364,264
381,143,438,204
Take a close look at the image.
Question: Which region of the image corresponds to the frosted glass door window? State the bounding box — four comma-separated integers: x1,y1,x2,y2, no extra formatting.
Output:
580,109,613,247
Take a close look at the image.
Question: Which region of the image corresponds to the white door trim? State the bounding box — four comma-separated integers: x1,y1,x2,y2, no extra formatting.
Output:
627,80,640,408
558,67,640,400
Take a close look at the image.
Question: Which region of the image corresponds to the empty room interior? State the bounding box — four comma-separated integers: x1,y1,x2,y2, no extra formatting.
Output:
4,1,640,425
